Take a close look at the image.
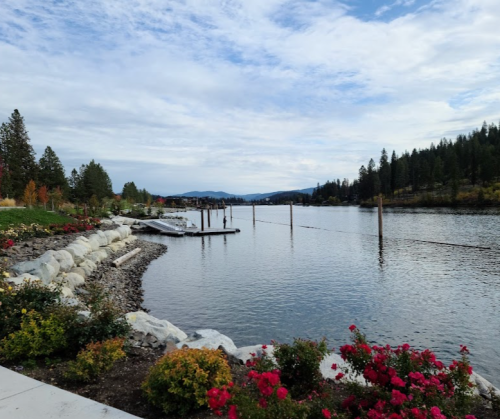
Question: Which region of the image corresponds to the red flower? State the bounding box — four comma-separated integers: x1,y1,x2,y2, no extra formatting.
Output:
259,398,268,408
349,324,357,332
390,389,407,406
391,376,406,387
322,408,332,418
262,344,267,349
335,372,345,380
228,405,238,419
276,387,288,400
331,363,337,370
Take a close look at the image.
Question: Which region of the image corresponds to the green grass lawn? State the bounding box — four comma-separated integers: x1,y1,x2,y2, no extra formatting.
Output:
0,208,74,230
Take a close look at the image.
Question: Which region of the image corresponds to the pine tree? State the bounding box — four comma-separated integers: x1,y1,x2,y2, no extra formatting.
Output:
0,110,38,198
39,146,68,194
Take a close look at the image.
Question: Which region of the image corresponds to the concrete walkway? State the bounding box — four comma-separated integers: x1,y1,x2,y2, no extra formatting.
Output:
0,366,141,419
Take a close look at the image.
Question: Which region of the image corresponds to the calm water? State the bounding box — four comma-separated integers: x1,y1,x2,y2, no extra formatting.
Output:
141,206,500,386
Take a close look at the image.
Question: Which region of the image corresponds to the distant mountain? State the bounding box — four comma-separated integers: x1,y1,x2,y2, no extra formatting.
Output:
176,187,315,201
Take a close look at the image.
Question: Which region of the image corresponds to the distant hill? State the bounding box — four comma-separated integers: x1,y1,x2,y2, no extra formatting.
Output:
176,187,315,201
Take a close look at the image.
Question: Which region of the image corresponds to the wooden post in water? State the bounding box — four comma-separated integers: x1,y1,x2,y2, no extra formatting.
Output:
253,203,256,225
207,205,211,228
201,209,204,231
290,201,293,229
230,204,233,220
378,195,383,238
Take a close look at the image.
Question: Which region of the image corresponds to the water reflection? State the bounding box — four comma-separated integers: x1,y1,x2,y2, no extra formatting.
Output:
142,206,500,387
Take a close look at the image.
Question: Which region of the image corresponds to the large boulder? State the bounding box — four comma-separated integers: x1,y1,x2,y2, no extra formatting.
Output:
54,272,85,291
232,345,275,365
74,238,92,253
90,231,108,247
70,267,87,278
112,217,136,226
65,243,90,264
116,225,131,240
12,252,60,285
87,249,108,264
50,250,74,272
126,312,187,344
78,259,97,276
7,273,41,286
108,241,126,252
104,230,121,244
176,329,237,353
87,236,101,251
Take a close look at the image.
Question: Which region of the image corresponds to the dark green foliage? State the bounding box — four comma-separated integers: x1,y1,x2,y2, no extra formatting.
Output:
38,146,68,194
0,279,61,340
65,284,130,350
273,338,329,398
0,109,38,199
68,160,113,204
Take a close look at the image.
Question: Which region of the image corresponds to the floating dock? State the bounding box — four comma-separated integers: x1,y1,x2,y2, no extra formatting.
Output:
139,220,239,237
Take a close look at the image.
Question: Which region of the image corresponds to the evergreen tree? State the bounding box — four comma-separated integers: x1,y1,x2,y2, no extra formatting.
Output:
38,146,68,194
80,160,113,202
122,181,140,202
379,148,391,196
0,109,38,198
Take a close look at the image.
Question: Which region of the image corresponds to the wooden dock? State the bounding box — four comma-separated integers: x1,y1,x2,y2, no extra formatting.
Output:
184,228,240,236
139,220,239,237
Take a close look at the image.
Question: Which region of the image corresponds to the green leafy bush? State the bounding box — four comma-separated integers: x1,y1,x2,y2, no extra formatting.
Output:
0,279,61,340
0,310,67,360
65,337,126,382
142,347,232,415
65,284,130,349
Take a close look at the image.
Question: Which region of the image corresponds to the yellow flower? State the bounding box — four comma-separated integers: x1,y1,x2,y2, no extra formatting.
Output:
8,286,12,291
21,308,27,314
2,271,9,278
0,288,4,292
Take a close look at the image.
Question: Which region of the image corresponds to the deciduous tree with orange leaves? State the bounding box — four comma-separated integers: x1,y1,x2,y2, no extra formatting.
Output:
23,179,37,207
38,185,49,210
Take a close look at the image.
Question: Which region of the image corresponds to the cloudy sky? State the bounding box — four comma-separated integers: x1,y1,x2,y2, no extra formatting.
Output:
1,0,499,195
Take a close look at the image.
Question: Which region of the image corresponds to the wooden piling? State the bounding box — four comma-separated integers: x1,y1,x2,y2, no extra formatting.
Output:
201,209,205,231
290,201,293,229
253,203,256,224
230,204,233,219
207,205,211,228
378,195,383,238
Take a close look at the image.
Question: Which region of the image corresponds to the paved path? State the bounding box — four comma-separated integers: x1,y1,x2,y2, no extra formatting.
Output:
0,366,141,419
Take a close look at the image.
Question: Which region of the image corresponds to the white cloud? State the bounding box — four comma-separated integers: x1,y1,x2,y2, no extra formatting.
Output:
0,0,499,194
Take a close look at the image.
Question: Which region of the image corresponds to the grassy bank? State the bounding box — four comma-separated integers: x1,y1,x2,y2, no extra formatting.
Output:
0,208,74,229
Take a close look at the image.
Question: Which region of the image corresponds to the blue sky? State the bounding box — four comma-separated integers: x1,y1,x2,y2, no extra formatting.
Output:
1,0,499,195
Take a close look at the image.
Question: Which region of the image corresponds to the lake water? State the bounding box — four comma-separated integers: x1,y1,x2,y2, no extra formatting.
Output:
140,206,500,386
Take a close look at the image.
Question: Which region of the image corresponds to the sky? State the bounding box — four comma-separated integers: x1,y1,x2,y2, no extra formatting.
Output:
1,0,499,195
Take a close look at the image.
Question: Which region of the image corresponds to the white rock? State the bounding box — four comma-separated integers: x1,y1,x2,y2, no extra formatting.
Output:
320,353,366,384
12,253,60,284
108,242,126,252
60,286,74,298
87,236,101,251
51,250,74,272
74,238,92,252
126,311,187,344
65,243,89,264
100,246,114,257
59,272,85,291
112,217,136,226
232,345,275,364
123,235,138,245
87,249,108,264
7,273,41,286
177,329,237,353
78,259,97,276
471,371,500,398
90,231,108,247
116,225,131,240
104,230,121,244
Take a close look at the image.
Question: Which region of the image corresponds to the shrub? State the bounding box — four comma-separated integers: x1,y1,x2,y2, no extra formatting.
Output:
0,198,16,207
142,347,232,415
0,310,67,361
65,284,130,349
0,279,61,340
65,337,126,381
273,338,329,397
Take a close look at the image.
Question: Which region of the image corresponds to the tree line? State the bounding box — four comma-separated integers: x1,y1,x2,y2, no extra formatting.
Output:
0,109,151,207
312,121,500,204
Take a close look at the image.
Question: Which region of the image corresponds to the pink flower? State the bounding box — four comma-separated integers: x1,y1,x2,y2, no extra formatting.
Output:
335,372,345,380
259,398,268,408
322,408,332,418
228,405,238,419
349,324,357,332
391,376,406,387
276,387,288,400
430,406,446,419
465,416,477,419
390,389,407,406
